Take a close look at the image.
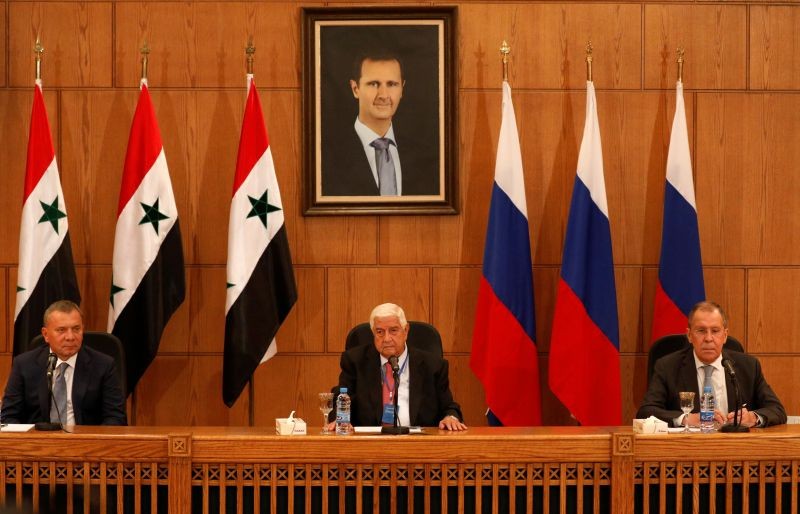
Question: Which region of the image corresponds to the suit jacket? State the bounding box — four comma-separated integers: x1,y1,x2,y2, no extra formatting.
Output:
1,344,127,426
334,344,462,427
637,347,786,427
321,121,440,197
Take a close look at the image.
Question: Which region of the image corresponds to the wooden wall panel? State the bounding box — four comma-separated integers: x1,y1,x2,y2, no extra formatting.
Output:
643,4,747,90
759,356,800,417
432,266,481,353
273,267,326,353
459,3,642,90
0,272,7,354
9,2,112,88
252,355,341,427
326,267,431,353
616,267,643,354
135,355,249,425
747,269,800,354
696,93,800,265
447,354,489,426
114,2,303,89
0,7,6,88
750,6,800,90
0,356,11,399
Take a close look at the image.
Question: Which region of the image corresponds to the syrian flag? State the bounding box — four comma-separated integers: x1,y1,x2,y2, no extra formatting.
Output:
548,81,621,426
651,80,704,342
14,79,81,356
223,76,297,407
470,81,541,426
108,79,185,393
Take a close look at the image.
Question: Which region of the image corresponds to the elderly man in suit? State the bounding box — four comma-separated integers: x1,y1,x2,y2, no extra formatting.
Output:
329,303,466,431
1,300,127,426
637,301,785,428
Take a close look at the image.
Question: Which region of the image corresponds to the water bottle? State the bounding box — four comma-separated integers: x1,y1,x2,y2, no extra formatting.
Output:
335,387,353,435
700,385,715,432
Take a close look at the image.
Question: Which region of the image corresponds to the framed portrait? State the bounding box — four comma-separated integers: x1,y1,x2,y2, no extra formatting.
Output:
302,6,458,215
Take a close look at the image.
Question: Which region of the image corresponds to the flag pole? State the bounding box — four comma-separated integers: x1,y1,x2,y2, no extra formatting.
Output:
140,40,150,81
585,40,593,82
676,47,685,83
245,39,256,427
500,40,510,82
34,38,43,81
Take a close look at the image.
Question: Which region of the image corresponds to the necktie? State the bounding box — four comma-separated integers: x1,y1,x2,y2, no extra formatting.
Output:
370,138,398,195
383,362,395,407
51,362,68,424
703,365,713,391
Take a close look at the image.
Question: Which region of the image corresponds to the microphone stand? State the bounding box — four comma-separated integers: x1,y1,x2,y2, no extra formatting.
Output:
720,364,749,433
381,367,409,435
35,356,62,431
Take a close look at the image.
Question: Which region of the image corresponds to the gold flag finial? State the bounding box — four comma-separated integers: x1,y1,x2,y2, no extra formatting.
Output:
500,40,511,82
140,40,150,81
585,40,594,82
676,47,685,83
246,38,255,75
34,38,44,81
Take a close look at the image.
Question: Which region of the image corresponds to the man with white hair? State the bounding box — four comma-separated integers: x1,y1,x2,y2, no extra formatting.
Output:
331,303,466,430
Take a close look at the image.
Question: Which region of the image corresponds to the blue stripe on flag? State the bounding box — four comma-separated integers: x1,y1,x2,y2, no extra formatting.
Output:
560,177,619,349
658,182,704,315
482,182,536,342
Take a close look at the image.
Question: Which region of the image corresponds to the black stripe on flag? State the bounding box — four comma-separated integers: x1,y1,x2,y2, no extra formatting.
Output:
223,224,297,407
112,222,185,393
13,233,81,356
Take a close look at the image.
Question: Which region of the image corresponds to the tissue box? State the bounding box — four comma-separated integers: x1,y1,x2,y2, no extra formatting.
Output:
633,417,668,434
275,418,307,435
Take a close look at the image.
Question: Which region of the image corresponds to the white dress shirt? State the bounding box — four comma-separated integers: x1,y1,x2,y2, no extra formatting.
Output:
380,347,410,427
52,353,78,426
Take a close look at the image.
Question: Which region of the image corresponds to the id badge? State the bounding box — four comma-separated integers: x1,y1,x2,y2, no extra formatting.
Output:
381,404,395,424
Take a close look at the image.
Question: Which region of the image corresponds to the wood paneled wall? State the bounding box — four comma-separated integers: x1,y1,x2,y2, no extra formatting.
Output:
1,1,799,427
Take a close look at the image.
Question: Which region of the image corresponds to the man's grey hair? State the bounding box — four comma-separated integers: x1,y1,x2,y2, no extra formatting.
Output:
369,303,408,331
43,300,83,326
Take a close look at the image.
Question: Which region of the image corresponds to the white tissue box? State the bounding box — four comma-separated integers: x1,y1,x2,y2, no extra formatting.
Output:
275,418,307,435
633,417,668,434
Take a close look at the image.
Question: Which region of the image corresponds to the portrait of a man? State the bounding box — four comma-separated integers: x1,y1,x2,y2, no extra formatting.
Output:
304,12,456,214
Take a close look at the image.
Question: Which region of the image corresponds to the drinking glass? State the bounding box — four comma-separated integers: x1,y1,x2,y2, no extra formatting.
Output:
318,392,334,435
679,391,695,433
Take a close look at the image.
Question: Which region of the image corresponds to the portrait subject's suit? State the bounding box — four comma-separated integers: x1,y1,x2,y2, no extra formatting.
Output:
321,121,440,197
334,343,462,427
1,344,127,426
636,347,786,427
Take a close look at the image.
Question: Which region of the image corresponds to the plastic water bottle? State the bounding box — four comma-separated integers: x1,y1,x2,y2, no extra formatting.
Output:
700,385,715,432
335,387,353,435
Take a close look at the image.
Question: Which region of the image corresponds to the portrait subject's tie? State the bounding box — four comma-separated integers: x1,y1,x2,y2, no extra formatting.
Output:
51,362,68,424
370,137,398,196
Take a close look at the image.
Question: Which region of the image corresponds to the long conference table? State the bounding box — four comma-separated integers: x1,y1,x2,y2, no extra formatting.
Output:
2,425,800,514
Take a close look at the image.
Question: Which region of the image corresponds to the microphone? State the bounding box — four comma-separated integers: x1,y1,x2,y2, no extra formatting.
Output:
720,357,749,433
388,355,400,374
35,352,62,432
46,352,57,379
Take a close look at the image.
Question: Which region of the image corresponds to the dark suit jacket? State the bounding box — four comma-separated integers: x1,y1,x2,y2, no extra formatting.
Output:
637,347,786,427
1,344,127,426
333,344,462,427
321,121,440,197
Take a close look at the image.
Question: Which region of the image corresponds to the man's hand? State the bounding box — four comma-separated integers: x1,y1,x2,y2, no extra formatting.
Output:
726,408,760,427
438,415,467,431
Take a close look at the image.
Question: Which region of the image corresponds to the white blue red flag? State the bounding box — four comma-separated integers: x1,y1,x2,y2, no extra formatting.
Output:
470,81,541,426
651,80,704,342
548,81,621,426
108,79,185,393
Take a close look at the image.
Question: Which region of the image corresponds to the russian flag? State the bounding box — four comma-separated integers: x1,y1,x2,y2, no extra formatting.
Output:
548,81,621,426
651,80,704,342
470,81,541,426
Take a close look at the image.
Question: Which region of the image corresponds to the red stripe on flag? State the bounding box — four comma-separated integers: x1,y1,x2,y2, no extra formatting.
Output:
232,80,269,195
650,282,689,344
549,279,621,426
470,278,541,425
24,84,55,202
117,83,164,215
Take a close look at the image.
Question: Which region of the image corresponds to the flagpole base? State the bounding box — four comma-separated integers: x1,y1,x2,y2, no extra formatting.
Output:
381,426,410,435
34,422,62,431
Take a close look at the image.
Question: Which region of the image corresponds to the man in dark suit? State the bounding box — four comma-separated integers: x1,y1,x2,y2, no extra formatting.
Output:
1,300,127,426
330,303,466,430
637,301,785,428
321,51,440,197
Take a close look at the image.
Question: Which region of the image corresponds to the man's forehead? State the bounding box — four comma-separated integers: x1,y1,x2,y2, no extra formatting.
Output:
375,316,402,327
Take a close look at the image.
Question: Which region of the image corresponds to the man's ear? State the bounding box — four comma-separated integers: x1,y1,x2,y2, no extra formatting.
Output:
350,80,359,98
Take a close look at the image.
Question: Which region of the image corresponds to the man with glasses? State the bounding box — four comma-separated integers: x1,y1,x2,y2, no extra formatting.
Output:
637,301,785,428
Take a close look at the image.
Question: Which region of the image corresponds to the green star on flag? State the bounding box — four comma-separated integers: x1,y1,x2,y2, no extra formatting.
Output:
110,283,124,308
246,190,280,228
38,197,67,234
139,198,170,234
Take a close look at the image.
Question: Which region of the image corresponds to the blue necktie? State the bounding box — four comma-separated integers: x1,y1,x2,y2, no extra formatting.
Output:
50,362,68,424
